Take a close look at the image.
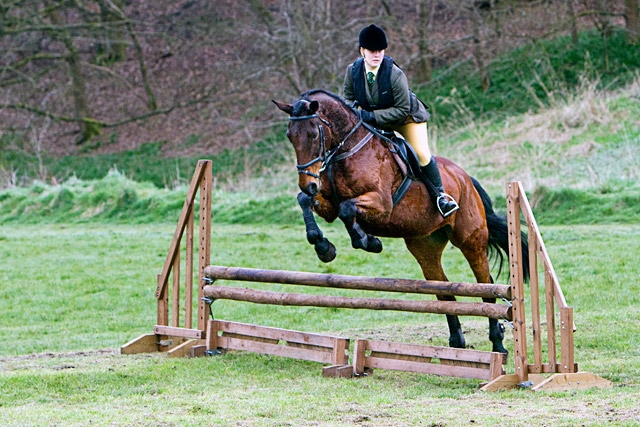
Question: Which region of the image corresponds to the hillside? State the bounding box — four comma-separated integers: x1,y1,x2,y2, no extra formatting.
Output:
1,1,637,165
1,70,639,226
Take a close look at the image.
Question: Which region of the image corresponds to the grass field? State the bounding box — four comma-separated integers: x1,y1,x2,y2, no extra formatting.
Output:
1,221,639,426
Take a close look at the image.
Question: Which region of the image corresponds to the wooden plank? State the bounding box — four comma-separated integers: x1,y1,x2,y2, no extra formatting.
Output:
528,363,578,374
167,339,206,358
191,345,207,357
364,340,503,364
205,265,511,299
479,374,549,392
206,319,218,350
204,285,511,319
370,351,432,364
331,337,349,365
365,355,492,380
488,352,505,380
223,332,279,345
530,372,612,392
154,325,204,339
217,336,334,364
322,365,354,378
120,334,158,354
353,339,367,375
214,320,347,348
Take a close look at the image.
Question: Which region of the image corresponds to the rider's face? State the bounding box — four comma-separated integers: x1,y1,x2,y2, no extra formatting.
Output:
361,48,384,69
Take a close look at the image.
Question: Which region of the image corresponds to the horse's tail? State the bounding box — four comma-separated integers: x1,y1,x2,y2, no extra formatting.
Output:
471,177,530,282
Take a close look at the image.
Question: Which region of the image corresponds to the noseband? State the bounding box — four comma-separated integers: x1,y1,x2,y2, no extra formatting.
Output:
289,112,365,179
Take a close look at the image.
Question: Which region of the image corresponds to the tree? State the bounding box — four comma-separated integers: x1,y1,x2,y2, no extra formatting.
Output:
0,1,162,145
625,0,640,44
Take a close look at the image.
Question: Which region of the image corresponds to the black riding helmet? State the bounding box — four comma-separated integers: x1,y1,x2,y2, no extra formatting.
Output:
358,24,388,51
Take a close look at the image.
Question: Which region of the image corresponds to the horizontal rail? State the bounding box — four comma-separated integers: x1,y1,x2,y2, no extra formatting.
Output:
204,266,511,300
203,285,512,320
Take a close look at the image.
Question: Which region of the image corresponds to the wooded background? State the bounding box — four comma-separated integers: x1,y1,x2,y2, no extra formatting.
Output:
1,0,638,158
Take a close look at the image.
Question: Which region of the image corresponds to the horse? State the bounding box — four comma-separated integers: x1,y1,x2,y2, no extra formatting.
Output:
273,89,528,354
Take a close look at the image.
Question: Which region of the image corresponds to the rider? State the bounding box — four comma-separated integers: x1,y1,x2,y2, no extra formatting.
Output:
343,24,459,218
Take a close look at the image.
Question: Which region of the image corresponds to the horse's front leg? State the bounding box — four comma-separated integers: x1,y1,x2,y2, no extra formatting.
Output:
337,197,384,253
297,192,336,263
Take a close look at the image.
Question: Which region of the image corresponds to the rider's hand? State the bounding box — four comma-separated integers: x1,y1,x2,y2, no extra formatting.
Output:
361,110,376,125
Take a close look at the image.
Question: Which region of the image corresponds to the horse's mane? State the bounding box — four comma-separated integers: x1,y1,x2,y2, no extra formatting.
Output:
299,89,357,129
300,89,350,109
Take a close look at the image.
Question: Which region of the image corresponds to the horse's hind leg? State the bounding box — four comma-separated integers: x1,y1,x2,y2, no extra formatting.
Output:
405,235,466,349
297,192,336,262
456,235,508,354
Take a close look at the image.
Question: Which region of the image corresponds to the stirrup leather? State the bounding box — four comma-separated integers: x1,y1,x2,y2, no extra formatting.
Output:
437,193,459,218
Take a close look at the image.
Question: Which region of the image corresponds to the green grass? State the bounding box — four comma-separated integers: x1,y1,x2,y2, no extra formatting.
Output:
1,223,639,426
418,29,640,127
1,170,639,226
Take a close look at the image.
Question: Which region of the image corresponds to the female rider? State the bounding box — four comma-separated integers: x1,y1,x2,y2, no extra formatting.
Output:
343,24,458,218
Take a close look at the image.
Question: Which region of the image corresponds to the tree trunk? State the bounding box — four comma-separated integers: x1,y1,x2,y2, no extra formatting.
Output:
625,0,640,44
567,0,579,44
48,7,100,144
470,5,491,91
415,0,435,83
96,0,127,64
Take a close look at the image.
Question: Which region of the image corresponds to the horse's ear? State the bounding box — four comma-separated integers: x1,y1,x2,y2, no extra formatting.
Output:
272,100,293,116
309,100,319,113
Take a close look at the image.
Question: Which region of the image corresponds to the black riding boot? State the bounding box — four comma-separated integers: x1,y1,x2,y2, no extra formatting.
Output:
419,157,459,218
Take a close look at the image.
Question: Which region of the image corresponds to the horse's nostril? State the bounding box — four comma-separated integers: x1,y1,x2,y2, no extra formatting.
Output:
307,182,318,196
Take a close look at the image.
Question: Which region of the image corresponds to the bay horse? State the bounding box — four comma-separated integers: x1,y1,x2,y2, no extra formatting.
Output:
273,89,528,354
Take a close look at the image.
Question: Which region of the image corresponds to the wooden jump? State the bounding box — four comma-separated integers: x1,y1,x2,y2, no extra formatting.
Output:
121,160,612,392
202,275,511,319
204,265,512,299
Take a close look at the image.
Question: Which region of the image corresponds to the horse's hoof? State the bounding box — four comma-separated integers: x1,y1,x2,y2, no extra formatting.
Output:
492,343,508,355
449,333,466,349
366,237,383,253
315,238,337,263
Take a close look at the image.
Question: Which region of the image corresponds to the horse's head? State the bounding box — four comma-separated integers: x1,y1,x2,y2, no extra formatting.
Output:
273,94,339,196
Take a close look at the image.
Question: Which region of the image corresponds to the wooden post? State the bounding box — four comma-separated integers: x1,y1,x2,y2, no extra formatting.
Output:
198,160,212,331
171,251,180,327
157,273,168,326
560,307,575,373
506,182,528,384
185,209,194,329
545,268,557,373
528,228,543,372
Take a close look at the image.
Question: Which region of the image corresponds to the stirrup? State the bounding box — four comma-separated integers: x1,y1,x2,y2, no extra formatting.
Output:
437,193,459,218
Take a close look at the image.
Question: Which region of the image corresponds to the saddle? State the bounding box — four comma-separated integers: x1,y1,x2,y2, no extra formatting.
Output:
367,126,421,207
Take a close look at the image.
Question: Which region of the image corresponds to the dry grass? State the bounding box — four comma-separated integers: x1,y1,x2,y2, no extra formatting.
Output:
440,72,639,193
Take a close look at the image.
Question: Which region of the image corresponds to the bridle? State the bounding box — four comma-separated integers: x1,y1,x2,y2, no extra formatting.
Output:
289,112,371,179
